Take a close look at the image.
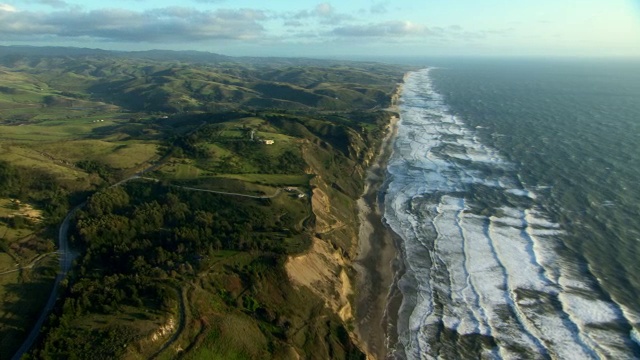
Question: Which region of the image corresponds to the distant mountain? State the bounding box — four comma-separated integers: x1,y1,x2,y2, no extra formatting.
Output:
0,45,364,67
0,46,231,64
0,45,409,113
0,45,112,57
123,49,234,63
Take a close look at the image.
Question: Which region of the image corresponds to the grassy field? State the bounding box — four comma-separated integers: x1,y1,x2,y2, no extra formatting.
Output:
173,162,204,179
215,174,313,187
0,75,161,358
0,117,160,193
0,254,57,359
0,51,404,359
0,65,162,206
0,194,58,359
35,140,159,170
0,199,43,244
0,144,91,183
0,116,128,141
173,176,281,197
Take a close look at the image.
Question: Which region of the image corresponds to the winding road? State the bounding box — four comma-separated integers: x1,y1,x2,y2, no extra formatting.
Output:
11,204,83,360
10,159,166,359
11,158,301,359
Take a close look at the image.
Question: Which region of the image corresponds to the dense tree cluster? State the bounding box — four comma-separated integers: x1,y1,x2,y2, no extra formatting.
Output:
0,160,69,223
75,160,116,182
0,161,55,196
31,180,304,358
0,49,405,359
66,182,293,312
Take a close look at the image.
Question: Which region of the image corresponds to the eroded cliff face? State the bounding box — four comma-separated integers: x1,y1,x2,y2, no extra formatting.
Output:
285,236,353,323
285,119,393,359
285,174,359,318
285,183,363,359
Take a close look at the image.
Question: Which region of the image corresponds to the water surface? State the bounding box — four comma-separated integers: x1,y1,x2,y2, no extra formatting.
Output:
385,60,640,359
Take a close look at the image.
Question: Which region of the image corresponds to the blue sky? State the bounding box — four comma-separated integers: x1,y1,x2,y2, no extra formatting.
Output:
1,0,639,58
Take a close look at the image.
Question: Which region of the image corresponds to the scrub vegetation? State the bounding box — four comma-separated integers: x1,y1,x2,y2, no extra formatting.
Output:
0,46,408,359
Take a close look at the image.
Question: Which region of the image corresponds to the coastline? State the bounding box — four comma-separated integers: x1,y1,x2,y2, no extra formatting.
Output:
353,109,401,359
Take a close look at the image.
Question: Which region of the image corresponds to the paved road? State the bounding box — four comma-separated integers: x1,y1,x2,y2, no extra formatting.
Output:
9,158,169,359
11,144,183,359
11,157,293,358
11,204,83,360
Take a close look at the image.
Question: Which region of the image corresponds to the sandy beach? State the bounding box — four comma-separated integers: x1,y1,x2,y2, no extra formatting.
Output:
353,114,401,360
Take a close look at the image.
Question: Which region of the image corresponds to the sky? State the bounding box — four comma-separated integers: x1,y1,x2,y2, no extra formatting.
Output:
1,0,639,58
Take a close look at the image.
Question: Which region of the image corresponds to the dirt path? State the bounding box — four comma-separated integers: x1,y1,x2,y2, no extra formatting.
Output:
0,252,55,276
150,287,187,359
135,176,284,199
176,186,282,199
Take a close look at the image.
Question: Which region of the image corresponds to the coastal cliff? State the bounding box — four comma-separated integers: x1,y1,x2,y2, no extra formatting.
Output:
2,48,411,359
285,81,404,359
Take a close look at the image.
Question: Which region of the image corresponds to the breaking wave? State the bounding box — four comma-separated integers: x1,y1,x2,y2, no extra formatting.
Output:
385,69,639,359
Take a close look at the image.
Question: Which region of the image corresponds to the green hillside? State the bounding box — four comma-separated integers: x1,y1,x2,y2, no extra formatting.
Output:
0,49,404,114
0,47,409,359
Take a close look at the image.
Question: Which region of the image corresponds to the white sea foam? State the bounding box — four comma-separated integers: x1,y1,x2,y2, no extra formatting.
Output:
385,68,639,359
632,328,640,346
506,188,537,199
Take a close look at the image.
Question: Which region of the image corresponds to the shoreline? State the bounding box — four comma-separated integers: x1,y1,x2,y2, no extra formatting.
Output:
353,110,401,359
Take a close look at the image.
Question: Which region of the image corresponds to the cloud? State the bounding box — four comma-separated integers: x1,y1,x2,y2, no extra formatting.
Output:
332,20,430,37
294,2,333,18
290,2,352,25
315,3,333,17
284,20,304,28
0,3,17,12
27,0,69,8
369,1,388,14
0,7,267,42
445,27,514,42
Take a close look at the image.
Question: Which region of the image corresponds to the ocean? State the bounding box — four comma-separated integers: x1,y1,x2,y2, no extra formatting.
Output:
384,59,640,359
